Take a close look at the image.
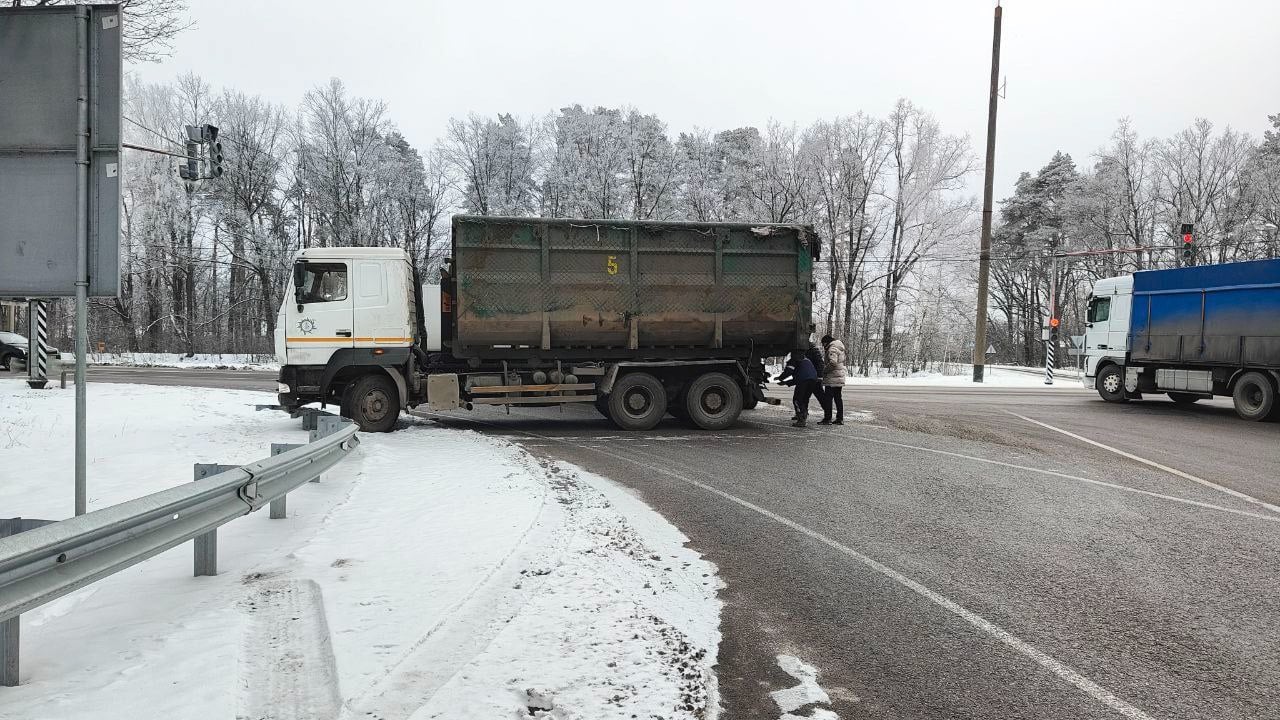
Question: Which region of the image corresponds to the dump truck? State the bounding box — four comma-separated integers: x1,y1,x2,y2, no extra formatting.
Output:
1082,257,1280,420
275,216,819,431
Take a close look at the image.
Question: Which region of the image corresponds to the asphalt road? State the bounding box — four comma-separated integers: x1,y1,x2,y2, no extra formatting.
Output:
87,366,1280,719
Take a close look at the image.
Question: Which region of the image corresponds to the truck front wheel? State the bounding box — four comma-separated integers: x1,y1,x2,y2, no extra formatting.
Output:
684,372,743,431
343,374,401,432
607,372,667,430
1096,365,1127,403
1232,372,1276,422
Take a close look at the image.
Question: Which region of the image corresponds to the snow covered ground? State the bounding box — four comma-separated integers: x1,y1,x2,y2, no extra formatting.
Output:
83,352,278,370
843,364,1084,388
0,379,721,720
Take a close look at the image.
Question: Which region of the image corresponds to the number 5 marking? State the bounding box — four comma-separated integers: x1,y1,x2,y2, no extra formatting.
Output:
606,255,619,275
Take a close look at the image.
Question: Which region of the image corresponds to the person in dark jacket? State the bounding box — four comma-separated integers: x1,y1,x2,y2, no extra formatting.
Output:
777,349,819,427
805,343,832,420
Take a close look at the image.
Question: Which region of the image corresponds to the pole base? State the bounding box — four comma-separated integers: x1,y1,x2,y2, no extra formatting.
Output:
973,365,985,383
25,379,48,390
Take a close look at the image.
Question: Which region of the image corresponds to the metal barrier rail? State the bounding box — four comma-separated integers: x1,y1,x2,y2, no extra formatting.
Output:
0,412,359,685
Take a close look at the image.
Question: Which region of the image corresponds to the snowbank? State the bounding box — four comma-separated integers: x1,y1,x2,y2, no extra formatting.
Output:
84,352,278,371
843,364,1083,388
0,380,721,720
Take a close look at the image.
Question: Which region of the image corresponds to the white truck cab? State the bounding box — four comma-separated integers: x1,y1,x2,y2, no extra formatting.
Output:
275,248,422,430
1081,274,1132,391
277,247,417,366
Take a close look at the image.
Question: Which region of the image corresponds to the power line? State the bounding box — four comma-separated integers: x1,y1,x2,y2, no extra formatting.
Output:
123,115,183,148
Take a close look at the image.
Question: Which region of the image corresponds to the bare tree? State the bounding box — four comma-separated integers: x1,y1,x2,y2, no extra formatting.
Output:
12,0,191,63
878,100,975,369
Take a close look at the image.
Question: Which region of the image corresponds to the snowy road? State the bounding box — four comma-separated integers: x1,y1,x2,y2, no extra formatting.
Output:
419,389,1280,720
77,366,1280,719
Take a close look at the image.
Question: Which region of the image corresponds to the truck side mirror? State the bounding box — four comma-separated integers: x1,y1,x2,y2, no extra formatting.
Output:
292,261,306,310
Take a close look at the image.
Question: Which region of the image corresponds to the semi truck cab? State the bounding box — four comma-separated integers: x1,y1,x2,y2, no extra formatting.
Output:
276,247,423,430
1081,275,1132,392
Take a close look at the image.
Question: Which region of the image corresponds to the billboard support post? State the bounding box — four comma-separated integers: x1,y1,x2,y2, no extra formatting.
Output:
74,4,89,516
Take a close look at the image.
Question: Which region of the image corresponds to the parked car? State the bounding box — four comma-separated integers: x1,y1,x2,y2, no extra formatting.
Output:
0,331,29,371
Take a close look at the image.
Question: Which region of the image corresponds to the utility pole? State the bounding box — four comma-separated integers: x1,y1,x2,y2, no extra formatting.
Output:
972,2,1002,383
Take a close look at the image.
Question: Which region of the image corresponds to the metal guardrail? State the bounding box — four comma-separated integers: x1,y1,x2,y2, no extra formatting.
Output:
0,411,359,686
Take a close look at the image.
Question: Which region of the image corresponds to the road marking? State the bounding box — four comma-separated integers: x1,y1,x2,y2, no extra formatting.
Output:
410,410,1157,720
742,416,1280,524
1006,412,1280,515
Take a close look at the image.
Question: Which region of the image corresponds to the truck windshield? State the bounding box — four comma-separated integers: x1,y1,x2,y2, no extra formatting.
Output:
298,262,348,303
1087,296,1110,323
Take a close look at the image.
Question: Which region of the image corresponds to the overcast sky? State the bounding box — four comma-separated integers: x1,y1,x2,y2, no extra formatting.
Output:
136,0,1279,200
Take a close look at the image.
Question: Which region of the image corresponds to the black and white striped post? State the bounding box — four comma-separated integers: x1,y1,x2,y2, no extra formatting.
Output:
25,300,49,390
1044,333,1056,385
1044,254,1060,386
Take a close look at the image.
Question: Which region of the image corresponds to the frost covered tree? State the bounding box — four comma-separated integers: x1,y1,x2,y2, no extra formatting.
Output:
440,114,538,216
878,100,974,369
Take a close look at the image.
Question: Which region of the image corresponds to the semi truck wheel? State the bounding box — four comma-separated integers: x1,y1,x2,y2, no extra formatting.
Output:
607,372,667,430
344,374,400,432
1096,364,1127,403
1167,392,1200,405
1232,372,1276,422
684,372,743,431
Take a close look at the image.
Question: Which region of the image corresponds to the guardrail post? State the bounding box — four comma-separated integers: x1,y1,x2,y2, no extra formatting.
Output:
192,464,237,576
267,444,303,517
305,416,346,483
1,616,17,687
300,408,330,431
1,517,54,686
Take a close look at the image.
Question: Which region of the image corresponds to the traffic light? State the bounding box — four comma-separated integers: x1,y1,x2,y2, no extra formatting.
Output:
178,124,201,181
202,124,224,179
1180,222,1195,265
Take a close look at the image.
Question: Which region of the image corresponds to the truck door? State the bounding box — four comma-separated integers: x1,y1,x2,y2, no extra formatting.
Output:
287,260,355,365
1084,294,1113,375
354,260,405,346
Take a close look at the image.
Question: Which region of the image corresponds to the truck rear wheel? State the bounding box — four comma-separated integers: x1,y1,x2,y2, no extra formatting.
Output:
684,372,743,431
1233,372,1276,422
343,374,400,432
1096,364,1127,403
607,372,667,430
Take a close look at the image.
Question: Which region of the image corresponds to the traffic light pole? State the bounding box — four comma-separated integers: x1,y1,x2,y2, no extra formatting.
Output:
972,3,1002,383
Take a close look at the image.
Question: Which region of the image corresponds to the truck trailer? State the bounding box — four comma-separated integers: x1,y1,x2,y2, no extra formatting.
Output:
275,216,820,431
1081,258,1280,420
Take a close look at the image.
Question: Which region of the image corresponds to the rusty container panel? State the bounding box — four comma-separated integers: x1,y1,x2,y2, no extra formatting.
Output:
450,216,817,360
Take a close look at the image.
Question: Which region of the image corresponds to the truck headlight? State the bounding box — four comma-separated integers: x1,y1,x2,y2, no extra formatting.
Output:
277,382,291,394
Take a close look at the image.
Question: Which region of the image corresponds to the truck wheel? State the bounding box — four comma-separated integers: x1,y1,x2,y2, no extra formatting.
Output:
344,374,400,432
1167,392,1200,405
1096,364,1127,403
684,372,743,431
607,373,667,430
1232,372,1276,422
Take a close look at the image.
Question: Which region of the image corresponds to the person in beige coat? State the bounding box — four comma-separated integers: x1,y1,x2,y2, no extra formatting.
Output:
819,334,847,425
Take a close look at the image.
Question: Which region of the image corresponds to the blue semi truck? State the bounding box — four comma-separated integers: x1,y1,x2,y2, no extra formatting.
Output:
1082,258,1280,421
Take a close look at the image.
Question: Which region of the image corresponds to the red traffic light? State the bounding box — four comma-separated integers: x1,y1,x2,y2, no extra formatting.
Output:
1183,233,1193,244
1049,317,1060,328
